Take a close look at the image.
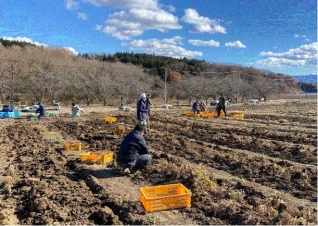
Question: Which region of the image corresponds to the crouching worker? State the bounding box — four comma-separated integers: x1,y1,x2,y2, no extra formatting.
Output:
116,124,152,174
71,103,85,117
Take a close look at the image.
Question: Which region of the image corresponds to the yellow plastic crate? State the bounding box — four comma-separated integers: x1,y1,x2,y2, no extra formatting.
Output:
184,111,200,117
80,151,114,164
63,142,82,151
112,128,125,135
232,114,244,119
188,112,200,117
184,111,193,116
201,112,217,118
105,117,117,123
140,183,192,212
213,111,225,117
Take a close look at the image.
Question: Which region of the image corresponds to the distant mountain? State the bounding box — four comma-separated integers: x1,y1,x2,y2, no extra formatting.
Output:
292,74,317,84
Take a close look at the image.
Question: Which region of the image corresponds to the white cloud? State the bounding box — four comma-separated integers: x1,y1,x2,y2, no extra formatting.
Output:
65,0,79,10
254,57,307,67
181,8,226,34
1,36,48,47
255,42,318,68
77,12,88,20
124,36,202,58
294,34,310,42
224,40,246,48
84,0,181,40
188,39,220,47
162,4,176,13
83,0,158,9
95,25,103,31
64,47,79,55
259,42,317,65
101,9,181,40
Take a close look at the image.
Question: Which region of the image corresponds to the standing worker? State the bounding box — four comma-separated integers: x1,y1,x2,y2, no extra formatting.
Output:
145,94,153,116
137,93,148,134
36,102,46,120
116,124,152,174
192,99,200,114
216,93,227,117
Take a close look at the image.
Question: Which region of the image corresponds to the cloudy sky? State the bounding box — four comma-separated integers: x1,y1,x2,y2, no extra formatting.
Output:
0,0,317,75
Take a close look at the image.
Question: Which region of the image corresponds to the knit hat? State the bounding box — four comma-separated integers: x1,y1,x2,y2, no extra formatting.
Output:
140,93,146,99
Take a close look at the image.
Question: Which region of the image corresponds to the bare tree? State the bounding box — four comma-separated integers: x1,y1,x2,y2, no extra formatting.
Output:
95,63,116,106
74,60,99,106
0,46,29,103
111,63,152,106
179,75,200,105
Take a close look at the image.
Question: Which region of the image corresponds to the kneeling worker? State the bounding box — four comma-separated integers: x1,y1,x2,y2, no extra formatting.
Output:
71,102,85,117
116,124,152,173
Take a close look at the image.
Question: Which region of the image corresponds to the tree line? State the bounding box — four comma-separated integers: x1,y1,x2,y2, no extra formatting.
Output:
0,41,300,107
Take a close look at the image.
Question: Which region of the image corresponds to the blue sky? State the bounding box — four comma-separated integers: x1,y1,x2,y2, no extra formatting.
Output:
0,0,317,75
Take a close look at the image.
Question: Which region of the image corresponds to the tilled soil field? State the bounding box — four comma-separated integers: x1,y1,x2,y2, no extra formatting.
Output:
0,100,317,225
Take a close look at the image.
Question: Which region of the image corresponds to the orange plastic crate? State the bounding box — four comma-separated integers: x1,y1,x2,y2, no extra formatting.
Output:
80,151,114,164
63,142,82,151
184,111,200,117
184,111,193,116
232,114,244,119
213,111,225,117
189,113,201,117
112,128,125,135
105,117,117,123
201,112,217,118
140,183,192,212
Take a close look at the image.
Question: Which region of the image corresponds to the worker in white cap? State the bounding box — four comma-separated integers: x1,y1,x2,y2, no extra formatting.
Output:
137,93,148,134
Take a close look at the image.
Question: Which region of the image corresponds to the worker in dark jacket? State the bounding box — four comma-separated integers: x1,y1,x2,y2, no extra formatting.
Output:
116,124,152,173
137,93,148,132
36,102,46,120
145,94,153,116
216,93,226,117
192,99,200,114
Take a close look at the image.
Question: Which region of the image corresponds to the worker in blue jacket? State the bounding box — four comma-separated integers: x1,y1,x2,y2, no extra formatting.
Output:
36,102,46,120
116,124,152,174
137,93,148,133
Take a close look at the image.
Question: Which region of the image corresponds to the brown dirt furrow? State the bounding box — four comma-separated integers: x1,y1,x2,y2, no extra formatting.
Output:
0,99,317,225
146,117,316,165
145,128,317,202
174,154,317,210
75,164,203,225
151,115,317,146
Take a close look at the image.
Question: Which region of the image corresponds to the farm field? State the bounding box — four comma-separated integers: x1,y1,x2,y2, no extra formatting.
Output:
0,99,317,225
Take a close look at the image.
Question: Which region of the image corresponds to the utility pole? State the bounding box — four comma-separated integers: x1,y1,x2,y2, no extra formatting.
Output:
164,67,167,105
237,71,240,103
231,70,240,103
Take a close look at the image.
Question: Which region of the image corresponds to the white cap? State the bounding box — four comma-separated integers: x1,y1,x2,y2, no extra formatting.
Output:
140,93,146,99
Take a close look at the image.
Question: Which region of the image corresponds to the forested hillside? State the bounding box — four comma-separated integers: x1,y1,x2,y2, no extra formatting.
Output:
0,40,300,106
293,75,317,93
0,38,36,48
